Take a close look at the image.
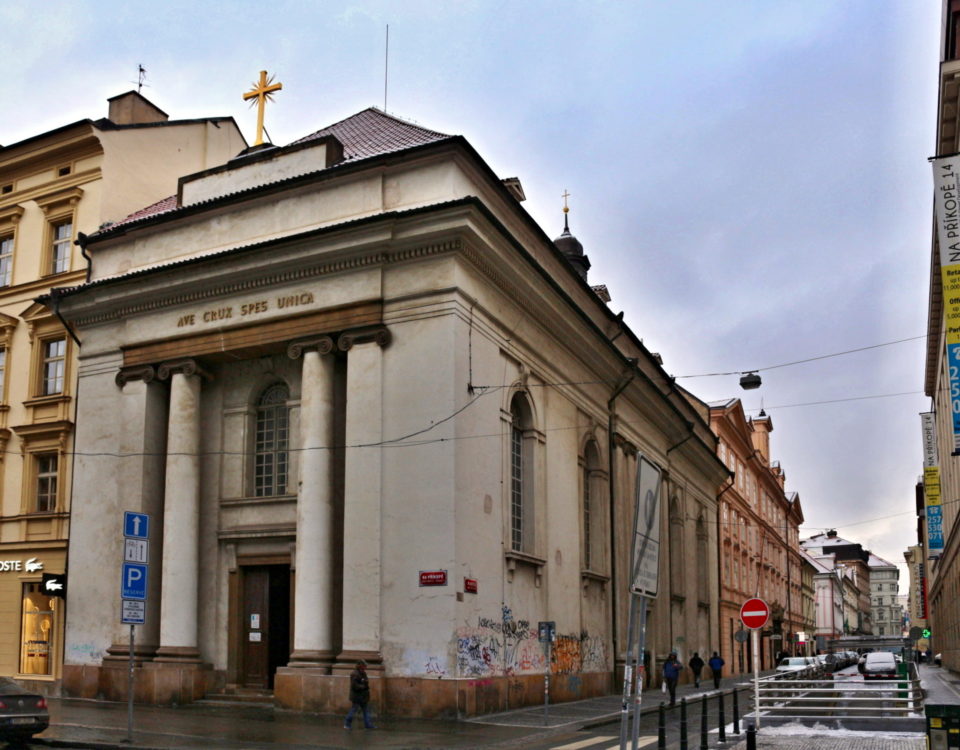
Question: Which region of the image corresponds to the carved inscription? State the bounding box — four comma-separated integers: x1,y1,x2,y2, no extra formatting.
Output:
175,292,315,328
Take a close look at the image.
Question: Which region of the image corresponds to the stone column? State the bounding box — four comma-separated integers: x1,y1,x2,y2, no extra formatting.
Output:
336,326,390,670
286,336,336,667
103,366,167,665
154,359,207,663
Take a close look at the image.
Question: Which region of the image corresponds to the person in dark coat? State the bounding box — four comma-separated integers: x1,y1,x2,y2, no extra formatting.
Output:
663,652,683,706
688,652,705,688
344,660,375,729
708,651,725,690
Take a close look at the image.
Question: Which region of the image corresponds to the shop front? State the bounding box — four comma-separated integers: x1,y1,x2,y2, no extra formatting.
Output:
0,546,67,692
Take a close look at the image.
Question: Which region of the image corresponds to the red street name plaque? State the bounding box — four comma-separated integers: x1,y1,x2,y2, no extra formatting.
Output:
419,570,447,587
464,578,478,594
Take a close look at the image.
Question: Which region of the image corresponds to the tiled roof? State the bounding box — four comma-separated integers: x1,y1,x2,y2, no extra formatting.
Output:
291,107,450,160
108,194,179,229
868,553,897,568
105,108,452,230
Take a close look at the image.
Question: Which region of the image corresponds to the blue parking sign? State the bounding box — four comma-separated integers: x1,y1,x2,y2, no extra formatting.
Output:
121,562,148,600
124,512,149,539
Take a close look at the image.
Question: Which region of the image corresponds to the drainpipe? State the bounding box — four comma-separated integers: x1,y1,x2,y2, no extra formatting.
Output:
608,362,636,691
49,287,81,347
75,232,92,283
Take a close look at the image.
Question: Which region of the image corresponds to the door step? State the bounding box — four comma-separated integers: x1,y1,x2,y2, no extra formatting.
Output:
198,689,275,707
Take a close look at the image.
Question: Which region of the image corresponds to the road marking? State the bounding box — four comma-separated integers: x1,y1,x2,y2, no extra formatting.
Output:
602,739,657,749
552,738,617,750
550,737,656,750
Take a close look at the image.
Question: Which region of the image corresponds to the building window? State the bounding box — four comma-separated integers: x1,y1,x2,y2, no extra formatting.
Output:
254,383,289,497
582,462,591,569
509,392,535,554
41,338,65,395
35,454,58,512
20,583,56,675
50,220,72,274
0,234,12,286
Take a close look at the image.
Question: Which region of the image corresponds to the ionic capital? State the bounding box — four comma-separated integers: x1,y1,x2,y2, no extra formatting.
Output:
156,358,212,382
337,325,391,352
287,335,335,360
115,365,157,388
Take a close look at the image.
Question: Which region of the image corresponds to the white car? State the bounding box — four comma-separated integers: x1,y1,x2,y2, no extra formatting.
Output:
776,656,815,672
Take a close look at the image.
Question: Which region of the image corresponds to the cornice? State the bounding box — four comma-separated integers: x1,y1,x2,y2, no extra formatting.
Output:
70,238,461,327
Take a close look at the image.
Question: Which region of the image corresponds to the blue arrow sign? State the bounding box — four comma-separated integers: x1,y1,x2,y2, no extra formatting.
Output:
121,562,148,600
124,511,149,540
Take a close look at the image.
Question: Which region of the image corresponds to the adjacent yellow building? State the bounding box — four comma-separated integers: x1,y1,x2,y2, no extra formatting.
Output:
0,91,244,690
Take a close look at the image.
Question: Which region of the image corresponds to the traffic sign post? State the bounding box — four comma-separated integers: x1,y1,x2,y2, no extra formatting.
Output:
121,511,150,743
740,598,770,732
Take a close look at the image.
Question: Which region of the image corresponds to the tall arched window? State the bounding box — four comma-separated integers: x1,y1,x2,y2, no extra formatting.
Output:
255,383,289,497
510,393,535,553
582,439,603,571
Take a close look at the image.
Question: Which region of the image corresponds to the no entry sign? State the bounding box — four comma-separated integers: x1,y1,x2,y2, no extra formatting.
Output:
740,598,770,630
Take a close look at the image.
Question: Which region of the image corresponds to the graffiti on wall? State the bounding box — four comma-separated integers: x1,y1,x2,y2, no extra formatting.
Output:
454,613,609,678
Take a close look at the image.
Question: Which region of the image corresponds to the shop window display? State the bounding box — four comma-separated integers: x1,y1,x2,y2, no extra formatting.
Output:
20,583,55,675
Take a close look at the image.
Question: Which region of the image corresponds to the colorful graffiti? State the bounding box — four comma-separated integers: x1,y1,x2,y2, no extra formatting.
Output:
454,614,608,677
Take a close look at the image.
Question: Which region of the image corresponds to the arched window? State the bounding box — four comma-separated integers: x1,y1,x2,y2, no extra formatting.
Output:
582,439,604,571
255,383,290,497
510,393,535,553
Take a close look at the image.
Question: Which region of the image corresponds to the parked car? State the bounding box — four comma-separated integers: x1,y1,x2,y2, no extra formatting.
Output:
0,677,49,741
861,651,898,680
776,656,815,673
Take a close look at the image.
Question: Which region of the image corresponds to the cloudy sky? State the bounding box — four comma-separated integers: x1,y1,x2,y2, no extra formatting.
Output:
1,1,939,584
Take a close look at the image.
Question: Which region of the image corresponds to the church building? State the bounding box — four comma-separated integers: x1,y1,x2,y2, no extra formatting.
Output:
50,102,726,716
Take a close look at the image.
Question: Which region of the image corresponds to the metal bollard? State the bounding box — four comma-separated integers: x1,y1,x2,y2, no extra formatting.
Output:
732,688,740,734
658,703,666,750
700,694,708,750
746,723,757,750
718,690,726,743
680,697,688,750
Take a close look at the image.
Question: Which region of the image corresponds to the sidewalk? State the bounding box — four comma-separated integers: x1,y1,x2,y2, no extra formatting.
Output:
468,669,773,729
30,671,763,749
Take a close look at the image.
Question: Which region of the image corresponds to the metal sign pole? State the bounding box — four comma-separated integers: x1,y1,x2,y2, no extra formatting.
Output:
126,624,134,743
543,636,551,726
752,628,760,731
630,596,648,750
619,594,638,750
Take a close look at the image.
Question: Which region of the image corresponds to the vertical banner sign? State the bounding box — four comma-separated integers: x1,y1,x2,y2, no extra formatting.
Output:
921,412,944,555
933,157,960,452
630,455,662,597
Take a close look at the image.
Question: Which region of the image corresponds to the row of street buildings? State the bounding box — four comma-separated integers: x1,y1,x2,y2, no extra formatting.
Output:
0,88,901,716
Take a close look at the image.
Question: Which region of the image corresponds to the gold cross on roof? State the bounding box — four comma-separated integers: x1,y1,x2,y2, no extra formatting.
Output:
562,189,571,213
243,70,283,146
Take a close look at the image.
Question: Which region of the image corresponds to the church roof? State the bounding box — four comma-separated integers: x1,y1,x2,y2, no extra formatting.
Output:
291,107,450,160
104,108,452,231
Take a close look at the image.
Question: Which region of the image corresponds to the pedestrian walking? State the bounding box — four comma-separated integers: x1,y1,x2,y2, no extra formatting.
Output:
663,652,683,706
344,660,375,730
708,651,725,690
688,652,704,688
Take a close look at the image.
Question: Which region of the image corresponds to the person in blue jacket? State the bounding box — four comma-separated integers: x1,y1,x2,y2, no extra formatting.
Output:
662,652,683,705
708,651,725,690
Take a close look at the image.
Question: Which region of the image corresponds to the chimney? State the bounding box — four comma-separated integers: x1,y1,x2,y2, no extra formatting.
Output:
107,91,169,125
827,529,838,538
750,410,773,464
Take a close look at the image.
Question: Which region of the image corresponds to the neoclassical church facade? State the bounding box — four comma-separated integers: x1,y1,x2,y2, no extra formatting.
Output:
50,108,726,715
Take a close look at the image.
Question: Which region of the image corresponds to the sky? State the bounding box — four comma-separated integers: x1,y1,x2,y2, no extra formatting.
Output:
0,1,940,588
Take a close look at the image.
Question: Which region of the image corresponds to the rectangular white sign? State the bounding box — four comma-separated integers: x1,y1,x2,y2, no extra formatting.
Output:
121,599,145,625
124,539,148,563
630,454,662,598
